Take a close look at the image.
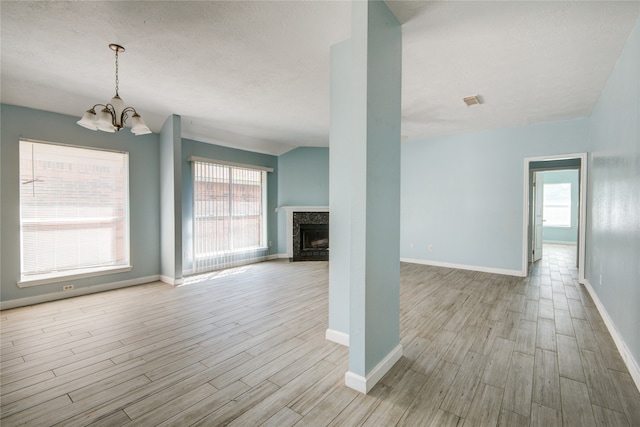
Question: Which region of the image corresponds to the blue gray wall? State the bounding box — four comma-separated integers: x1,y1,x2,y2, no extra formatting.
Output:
541,169,579,244
586,16,640,374
400,118,588,273
0,105,160,303
276,147,329,254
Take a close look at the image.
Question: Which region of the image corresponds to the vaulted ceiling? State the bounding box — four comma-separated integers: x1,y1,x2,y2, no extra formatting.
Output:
2,1,638,155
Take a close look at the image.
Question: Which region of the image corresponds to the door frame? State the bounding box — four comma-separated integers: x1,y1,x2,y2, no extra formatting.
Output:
532,171,545,263
521,152,587,283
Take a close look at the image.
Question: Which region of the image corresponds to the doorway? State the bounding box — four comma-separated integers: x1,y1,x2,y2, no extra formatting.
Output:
522,153,587,284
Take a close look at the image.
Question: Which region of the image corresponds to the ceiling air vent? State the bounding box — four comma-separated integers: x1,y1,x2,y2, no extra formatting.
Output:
463,95,482,107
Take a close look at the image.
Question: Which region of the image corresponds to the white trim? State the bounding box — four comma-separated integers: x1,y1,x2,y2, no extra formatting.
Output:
18,266,133,288
522,153,587,283
344,372,368,394
160,276,184,286
325,329,349,347
1,275,160,310
18,140,132,288
187,155,274,172
344,344,403,394
193,246,269,262
20,137,128,155
577,155,588,284
401,258,523,277
278,206,329,259
277,253,289,259
583,280,640,393
543,240,577,246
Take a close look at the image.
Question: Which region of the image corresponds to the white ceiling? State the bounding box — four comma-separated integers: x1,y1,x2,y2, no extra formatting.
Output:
2,1,639,155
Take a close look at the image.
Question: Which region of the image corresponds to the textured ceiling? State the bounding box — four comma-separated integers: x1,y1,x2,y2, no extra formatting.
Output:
1,1,639,155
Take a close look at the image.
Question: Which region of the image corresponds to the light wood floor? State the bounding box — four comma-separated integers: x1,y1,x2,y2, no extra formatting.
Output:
2,244,639,426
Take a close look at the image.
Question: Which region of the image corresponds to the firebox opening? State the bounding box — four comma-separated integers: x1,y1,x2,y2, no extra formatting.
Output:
301,223,329,252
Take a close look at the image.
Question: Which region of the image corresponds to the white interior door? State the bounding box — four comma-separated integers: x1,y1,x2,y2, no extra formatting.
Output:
533,171,544,262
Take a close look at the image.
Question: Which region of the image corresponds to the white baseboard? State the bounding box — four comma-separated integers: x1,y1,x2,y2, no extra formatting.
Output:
401,257,523,277
345,344,403,394
1,275,161,310
277,253,289,259
583,280,640,393
325,329,349,347
160,275,184,286
543,241,577,246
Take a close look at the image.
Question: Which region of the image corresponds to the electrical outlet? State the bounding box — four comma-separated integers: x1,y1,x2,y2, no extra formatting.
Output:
269,241,272,247
428,245,433,252
599,274,603,286
63,284,74,291
409,243,414,249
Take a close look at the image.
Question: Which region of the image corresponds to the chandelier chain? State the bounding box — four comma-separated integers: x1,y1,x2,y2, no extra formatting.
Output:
114,49,119,96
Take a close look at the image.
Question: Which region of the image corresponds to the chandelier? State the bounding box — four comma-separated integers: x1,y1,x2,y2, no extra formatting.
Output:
77,44,151,135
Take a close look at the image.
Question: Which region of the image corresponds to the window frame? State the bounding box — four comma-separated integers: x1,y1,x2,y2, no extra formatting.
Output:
190,157,271,273
17,139,132,287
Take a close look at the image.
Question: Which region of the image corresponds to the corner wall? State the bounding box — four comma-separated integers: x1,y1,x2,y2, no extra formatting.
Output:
276,147,329,255
159,114,182,283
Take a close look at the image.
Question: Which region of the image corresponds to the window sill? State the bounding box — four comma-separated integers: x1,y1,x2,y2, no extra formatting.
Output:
194,246,269,260
17,265,133,288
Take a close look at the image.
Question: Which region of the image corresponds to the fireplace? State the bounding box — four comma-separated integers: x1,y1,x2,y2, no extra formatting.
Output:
292,211,329,261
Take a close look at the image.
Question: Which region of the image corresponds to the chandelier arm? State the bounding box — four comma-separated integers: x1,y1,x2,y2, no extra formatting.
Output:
121,106,138,115
85,103,106,113
120,106,138,127
103,103,117,115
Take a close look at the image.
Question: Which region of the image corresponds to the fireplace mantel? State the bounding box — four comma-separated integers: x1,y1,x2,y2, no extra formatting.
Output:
279,206,329,259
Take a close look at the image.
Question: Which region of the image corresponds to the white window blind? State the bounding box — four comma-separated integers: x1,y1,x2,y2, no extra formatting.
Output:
192,160,268,273
19,140,130,283
543,183,572,227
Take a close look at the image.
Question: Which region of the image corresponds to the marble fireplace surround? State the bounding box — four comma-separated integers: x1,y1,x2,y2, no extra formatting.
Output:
280,206,329,260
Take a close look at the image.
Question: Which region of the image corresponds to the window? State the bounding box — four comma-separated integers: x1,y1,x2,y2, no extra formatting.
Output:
543,183,571,227
192,160,268,272
19,140,130,285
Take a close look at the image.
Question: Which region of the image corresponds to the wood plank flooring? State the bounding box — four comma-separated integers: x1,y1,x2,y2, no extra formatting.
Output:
2,244,639,426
